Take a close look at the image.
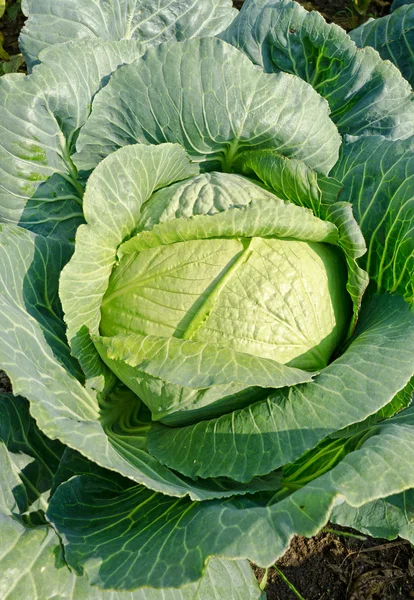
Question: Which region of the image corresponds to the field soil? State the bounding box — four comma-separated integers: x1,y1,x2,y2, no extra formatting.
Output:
254,529,414,599
1,0,413,598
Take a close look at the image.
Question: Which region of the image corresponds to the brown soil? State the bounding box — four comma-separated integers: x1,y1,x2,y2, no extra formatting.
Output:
0,0,25,55
254,526,414,599
233,0,392,29
0,370,11,393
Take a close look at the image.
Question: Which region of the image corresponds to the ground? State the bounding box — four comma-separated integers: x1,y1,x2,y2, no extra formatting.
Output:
0,0,413,598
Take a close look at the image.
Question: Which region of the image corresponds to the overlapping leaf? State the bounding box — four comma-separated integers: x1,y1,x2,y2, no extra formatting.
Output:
60,143,199,390
48,405,414,590
221,0,414,139
233,150,368,325
74,37,341,174
0,394,263,599
20,0,237,70
0,40,143,239
332,135,414,303
331,491,414,543
147,295,414,481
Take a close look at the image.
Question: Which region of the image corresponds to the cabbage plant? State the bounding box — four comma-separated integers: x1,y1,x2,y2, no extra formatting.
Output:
0,0,413,597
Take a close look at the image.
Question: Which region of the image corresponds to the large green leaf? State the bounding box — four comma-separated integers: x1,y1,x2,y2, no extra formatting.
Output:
0,394,64,519
95,332,316,390
0,394,262,599
20,0,237,70
351,3,414,88
0,224,283,501
221,0,414,139
0,40,143,240
74,37,341,174
147,295,414,481
332,135,414,303
0,393,94,600
47,405,414,590
0,74,83,240
118,197,338,255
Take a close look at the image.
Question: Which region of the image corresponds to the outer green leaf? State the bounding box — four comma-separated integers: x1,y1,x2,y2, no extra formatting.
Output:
0,40,144,239
0,395,260,599
325,202,369,329
48,406,414,590
0,394,64,518
332,135,414,303
221,0,414,139
0,394,94,600
20,0,237,70
36,40,145,138
330,376,414,439
0,225,83,380
147,295,414,481
0,74,83,240
331,490,414,543
351,4,414,87
74,37,341,174
392,0,413,9
1,510,262,600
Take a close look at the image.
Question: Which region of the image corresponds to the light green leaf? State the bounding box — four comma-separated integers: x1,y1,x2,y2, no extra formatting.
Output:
94,332,315,423
60,143,199,390
20,0,237,70
47,406,414,590
147,295,414,481
132,171,278,231
221,0,414,139
351,4,414,87
119,196,338,256
332,135,414,304
0,40,144,240
234,149,342,217
74,37,341,175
